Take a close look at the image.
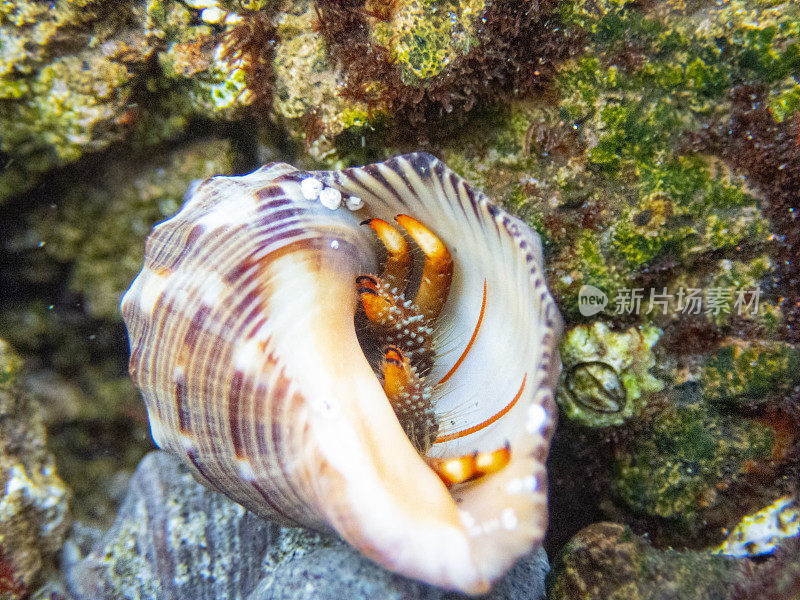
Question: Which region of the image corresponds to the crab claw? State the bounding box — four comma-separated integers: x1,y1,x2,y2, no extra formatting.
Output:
426,444,512,488
362,218,411,292
395,214,453,322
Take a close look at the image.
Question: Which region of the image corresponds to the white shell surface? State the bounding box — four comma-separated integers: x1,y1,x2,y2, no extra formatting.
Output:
121,153,562,594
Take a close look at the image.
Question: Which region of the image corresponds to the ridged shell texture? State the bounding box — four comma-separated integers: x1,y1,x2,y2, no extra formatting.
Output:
121,153,562,594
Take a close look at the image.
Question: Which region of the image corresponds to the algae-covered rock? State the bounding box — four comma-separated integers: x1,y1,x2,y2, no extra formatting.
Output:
272,1,370,151
701,339,800,408
0,0,157,201
370,0,486,84
0,0,271,202
0,340,70,599
547,522,749,600
611,391,774,529
30,137,235,321
66,451,548,600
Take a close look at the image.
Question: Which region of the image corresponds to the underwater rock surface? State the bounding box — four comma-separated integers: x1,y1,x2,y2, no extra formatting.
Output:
1,0,799,597
66,451,548,600
0,340,70,599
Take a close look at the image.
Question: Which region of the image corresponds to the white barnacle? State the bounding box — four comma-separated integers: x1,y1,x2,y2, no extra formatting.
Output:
345,195,364,210
300,177,323,200
200,6,226,23
318,187,342,210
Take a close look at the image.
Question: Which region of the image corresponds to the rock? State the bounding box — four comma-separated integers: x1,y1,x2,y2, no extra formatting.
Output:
66,451,548,600
0,340,70,599
547,522,748,600
0,0,157,201
29,137,236,322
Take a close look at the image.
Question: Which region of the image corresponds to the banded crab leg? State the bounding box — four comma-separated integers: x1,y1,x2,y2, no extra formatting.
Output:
358,214,512,487
381,345,512,488
381,345,437,453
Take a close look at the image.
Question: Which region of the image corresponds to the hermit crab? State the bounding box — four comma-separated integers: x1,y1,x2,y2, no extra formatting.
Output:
121,153,561,594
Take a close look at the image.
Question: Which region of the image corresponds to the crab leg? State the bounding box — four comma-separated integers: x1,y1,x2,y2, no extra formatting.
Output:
357,273,435,375
356,275,395,326
394,214,453,322
361,218,410,292
381,345,437,453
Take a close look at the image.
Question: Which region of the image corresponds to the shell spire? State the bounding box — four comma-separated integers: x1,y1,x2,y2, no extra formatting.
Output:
121,153,562,594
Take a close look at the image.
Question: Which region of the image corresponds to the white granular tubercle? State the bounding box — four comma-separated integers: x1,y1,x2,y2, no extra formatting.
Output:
345,196,364,210
300,177,323,201
319,187,342,210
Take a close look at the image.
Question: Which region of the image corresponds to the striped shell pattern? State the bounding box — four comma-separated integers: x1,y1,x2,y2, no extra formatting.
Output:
121,153,562,594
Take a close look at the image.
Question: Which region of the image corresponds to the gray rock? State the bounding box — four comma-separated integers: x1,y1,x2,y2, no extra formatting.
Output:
66,451,548,600
0,340,70,599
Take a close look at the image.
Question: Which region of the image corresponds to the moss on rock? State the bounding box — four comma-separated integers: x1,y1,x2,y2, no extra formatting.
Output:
611,397,774,527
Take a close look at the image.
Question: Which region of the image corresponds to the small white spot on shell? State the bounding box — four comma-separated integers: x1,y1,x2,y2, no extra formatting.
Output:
501,508,518,530
318,187,342,210
137,269,170,314
314,394,340,417
197,200,251,230
345,195,364,210
173,288,190,306
526,403,547,433
236,458,256,481
300,177,323,200
172,364,185,383
330,240,340,250
234,340,264,372
200,272,226,305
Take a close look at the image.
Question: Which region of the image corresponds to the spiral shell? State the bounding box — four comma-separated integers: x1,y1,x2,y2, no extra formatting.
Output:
121,153,561,594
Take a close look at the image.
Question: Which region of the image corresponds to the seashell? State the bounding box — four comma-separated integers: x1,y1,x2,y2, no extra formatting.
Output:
120,153,562,594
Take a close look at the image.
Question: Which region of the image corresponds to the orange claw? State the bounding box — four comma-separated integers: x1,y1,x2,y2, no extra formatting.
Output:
362,218,410,292
429,455,477,487
395,214,453,321
356,275,394,326
427,444,511,487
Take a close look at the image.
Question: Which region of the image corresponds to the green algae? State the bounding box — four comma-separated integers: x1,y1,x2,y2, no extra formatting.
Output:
612,394,774,525
371,0,485,84
702,340,800,407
